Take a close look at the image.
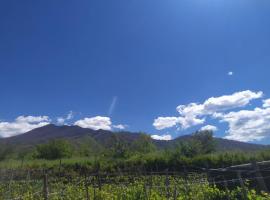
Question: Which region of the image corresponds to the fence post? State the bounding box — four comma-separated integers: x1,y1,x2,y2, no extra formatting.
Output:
173,184,177,200
43,173,49,200
222,175,230,200
236,171,247,200
149,170,153,198
183,166,189,197
93,182,96,200
252,161,269,193
165,169,170,200
206,163,212,186
85,174,90,200
97,171,102,191
8,171,14,200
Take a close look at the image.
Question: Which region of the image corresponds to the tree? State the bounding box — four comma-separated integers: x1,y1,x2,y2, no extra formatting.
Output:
0,145,13,161
109,134,130,158
192,130,216,154
170,130,216,159
131,134,156,154
35,139,72,160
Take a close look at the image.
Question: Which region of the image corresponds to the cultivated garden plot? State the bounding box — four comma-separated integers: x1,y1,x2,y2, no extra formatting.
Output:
1,170,270,200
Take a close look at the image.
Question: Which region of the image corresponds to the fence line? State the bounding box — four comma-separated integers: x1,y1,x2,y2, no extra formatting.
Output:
2,160,270,199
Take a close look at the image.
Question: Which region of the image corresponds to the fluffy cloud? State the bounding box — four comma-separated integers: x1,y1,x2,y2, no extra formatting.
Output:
177,90,263,116
263,99,270,108
0,116,50,138
74,116,112,130
0,114,126,138
153,117,180,130
203,90,262,112
200,125,218,132
74,116,127,131
215,107,270,142
113,124,127,130
16,116,50,123
154,90,263,130
151,134,172,141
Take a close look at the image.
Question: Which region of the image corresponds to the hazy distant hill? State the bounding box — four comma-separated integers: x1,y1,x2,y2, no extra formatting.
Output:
0,124,267,152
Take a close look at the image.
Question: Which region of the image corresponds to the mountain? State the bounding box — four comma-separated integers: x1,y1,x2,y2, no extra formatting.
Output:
166,135,267,152
0,124,267,152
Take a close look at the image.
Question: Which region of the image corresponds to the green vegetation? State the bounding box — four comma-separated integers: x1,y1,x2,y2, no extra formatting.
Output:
1,131,270,199
1,175,270,200
35,139,72,160
1,131,270,171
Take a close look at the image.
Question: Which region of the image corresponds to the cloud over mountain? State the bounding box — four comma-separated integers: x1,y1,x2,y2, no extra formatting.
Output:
215,107,270,142
151,134,172,141
0,114,126,138
0,116,50,137
153,90,269,142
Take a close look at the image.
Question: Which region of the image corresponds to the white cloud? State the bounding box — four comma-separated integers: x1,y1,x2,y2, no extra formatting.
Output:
263,99,270,108
57,111,74,125
74,116,127,131
74,116,112,130
16,116,50,123
203,90,262,112
200,125,218,132
151,134,172,141
113,124,127,130
228,71,234,76
0,116,50,138
57,117,65,125
215,107,270,142
154,90,263,130
153,117,180,130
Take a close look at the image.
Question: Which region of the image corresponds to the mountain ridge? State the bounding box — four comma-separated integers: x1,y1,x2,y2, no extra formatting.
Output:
0,124,267,152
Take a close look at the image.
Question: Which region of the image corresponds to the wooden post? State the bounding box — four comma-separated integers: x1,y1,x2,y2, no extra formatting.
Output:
222,175,230,200
165,170,170,200
206,163,212,186
85,175,90,200
43,173,49,200
183,166,189,196
149,170,153,198
93,184,96,200
252,161,269,192
236,171,247,200
144,184,148,200
8,171,14,200
173,184,177,200
97,171,102,191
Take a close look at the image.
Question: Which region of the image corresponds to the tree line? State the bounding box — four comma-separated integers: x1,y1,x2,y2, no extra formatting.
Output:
1,130,270,171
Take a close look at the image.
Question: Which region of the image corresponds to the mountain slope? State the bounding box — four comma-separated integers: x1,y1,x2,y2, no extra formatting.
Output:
0,124,267,152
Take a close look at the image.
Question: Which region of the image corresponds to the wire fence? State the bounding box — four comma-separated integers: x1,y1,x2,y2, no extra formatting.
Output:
1,160,270,199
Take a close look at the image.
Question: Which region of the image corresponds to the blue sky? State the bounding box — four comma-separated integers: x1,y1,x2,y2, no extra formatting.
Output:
0,0,270,143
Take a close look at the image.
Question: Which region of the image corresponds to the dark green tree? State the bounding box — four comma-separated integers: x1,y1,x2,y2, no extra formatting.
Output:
131,134,156,154
35,139,72,160
109,134,130,158
0,145,13,161
192,130,216,154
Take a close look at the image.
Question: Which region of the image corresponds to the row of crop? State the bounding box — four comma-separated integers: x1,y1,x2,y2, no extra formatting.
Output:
1,175,270,200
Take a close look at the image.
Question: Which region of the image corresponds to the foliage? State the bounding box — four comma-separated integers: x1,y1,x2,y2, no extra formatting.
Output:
0,145,13,161
35,139,72,160
131,133,156,154
1,175,270,200
108,134,131,158
191,130,216,154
